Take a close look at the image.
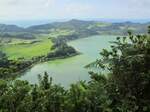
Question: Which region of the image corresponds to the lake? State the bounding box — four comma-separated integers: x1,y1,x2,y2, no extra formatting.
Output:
20,35,116,87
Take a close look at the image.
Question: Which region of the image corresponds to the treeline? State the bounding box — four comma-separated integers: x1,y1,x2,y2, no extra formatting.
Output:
0,32,35,39
50,29,98,42
0,28,150,111
0,51,31,79
47,38,77,58
31,39,77,63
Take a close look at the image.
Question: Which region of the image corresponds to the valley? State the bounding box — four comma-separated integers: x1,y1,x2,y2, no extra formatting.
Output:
0,20,149,79
0,19,149,60
0,0,150,110
19,35,116,87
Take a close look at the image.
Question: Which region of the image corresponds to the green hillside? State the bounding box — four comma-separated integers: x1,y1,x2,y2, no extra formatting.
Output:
0,20,149,40
1,38,53,60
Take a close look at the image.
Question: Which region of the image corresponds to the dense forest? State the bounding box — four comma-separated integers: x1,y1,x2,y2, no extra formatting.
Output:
0,51,31,79
0,27,149,112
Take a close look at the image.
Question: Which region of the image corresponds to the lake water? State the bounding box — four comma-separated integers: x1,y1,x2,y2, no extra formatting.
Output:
20,35,116,87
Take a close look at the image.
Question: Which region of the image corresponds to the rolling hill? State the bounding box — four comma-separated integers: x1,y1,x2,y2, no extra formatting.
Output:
0,19,149,40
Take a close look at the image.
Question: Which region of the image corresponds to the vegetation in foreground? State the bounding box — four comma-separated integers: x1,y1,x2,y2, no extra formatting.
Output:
0,27,150,112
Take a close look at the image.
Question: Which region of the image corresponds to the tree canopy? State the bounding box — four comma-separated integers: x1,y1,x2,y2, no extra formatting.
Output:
0,27,150,112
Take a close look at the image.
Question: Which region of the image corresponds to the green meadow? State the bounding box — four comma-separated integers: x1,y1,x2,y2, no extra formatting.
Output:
1,38,53,60
49,29,75,38
0,29,75,60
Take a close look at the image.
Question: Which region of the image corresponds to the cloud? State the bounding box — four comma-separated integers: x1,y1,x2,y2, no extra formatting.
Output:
0,0,57,20
0,0,150,20
64,3,94,17
122,0,150,18
0,0,52,6
130,0,150,7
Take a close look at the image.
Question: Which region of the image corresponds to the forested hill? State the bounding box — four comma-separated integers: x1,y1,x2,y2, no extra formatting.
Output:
27,19,149,34
0,19,149,39
0,24,24,32
0,24,35,39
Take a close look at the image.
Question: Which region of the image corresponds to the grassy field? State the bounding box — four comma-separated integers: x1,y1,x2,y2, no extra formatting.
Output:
0,29,77,60
87,22,112,29
0,31,75,60
49,29,75,38
1,38,53,60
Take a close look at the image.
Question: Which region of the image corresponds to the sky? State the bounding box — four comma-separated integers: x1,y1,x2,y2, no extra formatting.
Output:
0,0,150,21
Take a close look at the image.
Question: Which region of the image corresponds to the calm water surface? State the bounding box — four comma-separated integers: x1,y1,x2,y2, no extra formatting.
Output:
20,35,116,87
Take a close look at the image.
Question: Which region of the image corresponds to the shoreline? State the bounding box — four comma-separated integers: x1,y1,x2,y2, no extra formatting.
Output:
10,52,80,80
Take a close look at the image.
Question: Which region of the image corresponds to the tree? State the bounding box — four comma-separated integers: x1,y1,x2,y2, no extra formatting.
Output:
88,28,150,111
148,26,150,34
68,81,89,112
38,72,52,90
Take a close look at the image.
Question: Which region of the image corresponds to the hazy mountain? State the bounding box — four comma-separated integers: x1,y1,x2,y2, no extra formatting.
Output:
0,19,149,39
27,19,95,32
0,24,35,39
0,24,24,33
27,19,149,34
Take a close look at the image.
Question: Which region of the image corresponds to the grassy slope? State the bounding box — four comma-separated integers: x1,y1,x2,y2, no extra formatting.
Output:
1,37,53,60
0,29,75,60
49,29,75,38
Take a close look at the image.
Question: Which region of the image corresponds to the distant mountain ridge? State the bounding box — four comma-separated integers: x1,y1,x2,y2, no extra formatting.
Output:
0,24,24,32
0,19,149,39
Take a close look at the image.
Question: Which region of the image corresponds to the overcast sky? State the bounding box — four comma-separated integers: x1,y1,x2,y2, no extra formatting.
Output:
0,0,150,20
